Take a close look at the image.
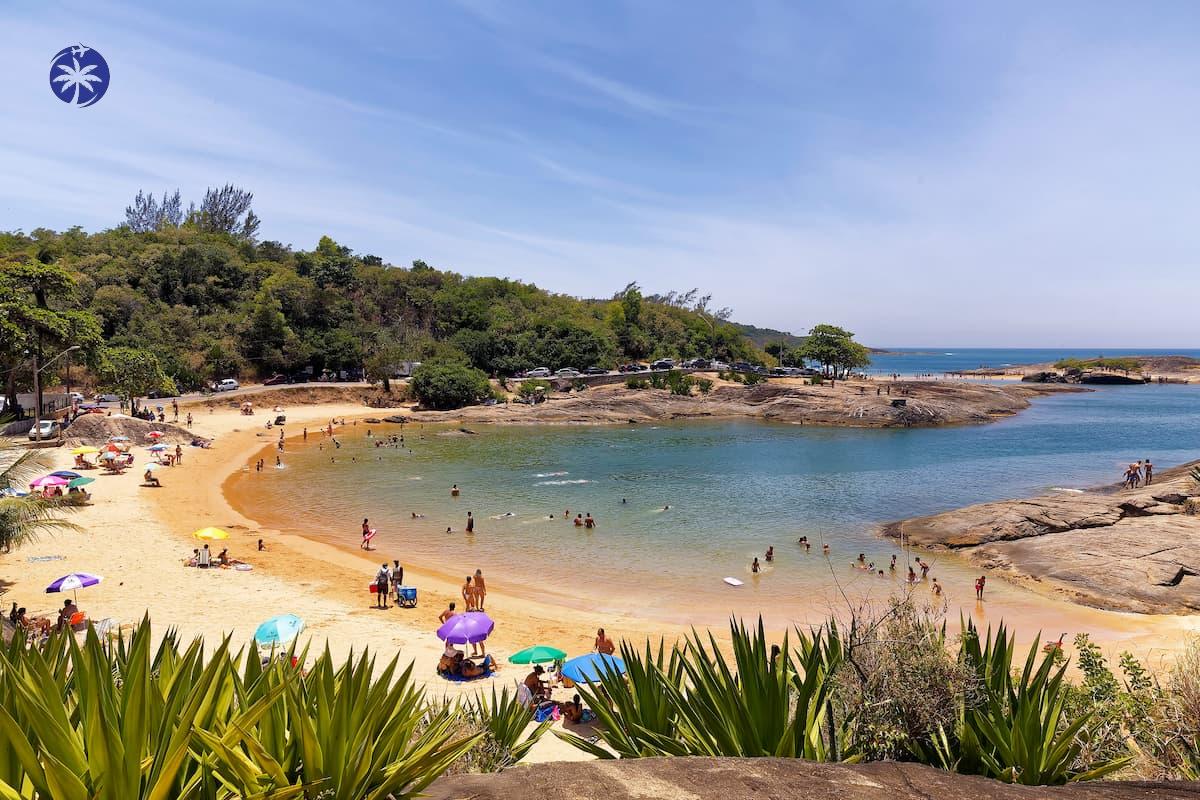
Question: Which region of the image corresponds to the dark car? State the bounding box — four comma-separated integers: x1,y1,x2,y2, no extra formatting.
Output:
583,366,608,375
732,361,754,372
650,359,676,371
147,388,177,399
618,363,644,373
287,373,310,384
263,373,289,385
683,358,711,370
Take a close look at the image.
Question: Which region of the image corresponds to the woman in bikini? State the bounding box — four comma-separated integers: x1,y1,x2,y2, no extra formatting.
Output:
473,569,487,610
462,576,475,611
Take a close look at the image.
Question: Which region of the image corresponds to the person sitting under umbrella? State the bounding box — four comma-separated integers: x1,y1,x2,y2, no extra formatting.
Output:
143,468,160,487
524,665,550,701
56,598,80,630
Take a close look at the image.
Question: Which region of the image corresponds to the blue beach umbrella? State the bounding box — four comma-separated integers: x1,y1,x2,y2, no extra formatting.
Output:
50,470,82,479
560,653,626,684
254,614,305,647
148,444,167,452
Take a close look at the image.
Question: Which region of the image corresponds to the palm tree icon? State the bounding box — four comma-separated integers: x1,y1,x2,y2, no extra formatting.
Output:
52,57,103,105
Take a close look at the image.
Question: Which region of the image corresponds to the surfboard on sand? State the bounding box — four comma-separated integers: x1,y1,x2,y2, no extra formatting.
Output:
724,577,744,587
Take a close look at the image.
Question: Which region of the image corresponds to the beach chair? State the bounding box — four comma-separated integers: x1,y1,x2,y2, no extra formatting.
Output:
515,681,536,710
397,586,418,608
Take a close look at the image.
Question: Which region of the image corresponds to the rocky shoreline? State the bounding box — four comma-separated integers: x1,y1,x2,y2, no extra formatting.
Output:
408,379,1084,428
883,462,1200,615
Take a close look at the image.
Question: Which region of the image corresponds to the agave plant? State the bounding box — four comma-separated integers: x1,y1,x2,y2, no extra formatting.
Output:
934,620,1131,785
558,618,845,761
202,644,481,799
456,685,551,771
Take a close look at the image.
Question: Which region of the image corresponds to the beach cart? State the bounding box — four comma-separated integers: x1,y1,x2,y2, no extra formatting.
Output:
397,586,418,608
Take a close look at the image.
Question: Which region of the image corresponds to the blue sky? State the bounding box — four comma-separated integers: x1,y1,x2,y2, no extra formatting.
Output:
2,1,1198,346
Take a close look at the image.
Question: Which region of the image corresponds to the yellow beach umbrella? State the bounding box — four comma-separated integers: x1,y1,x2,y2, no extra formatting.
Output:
71,446,100,455
192,527,230,541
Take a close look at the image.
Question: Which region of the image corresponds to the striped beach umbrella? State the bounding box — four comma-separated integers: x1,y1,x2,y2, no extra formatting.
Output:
45,572,103,602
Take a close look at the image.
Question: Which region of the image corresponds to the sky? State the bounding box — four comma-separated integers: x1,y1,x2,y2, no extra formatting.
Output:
1,0,1198,347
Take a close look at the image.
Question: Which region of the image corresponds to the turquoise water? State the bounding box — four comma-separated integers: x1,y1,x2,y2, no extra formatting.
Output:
866,348,1200,376
235,383,1200,626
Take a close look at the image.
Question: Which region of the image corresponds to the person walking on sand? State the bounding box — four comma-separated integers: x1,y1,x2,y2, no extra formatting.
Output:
466,511,474,533
392,559,404,599
473,569,487,610
462,575,475,611
439,602,458,624
1144,458,1154,485
374,563,390,608
303,427,307,441
186,412,193,428
175,444,183,464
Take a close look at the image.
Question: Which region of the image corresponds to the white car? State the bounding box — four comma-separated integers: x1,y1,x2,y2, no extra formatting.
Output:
525,367,551,378
554,368,582,378
215,378,240,391
27,420,61,440
94,393,120,403
710,361,731,371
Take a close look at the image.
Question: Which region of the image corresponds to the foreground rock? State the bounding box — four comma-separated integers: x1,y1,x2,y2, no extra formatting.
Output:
409,379,1082,429
884,462,1200,614
424,757,1198,800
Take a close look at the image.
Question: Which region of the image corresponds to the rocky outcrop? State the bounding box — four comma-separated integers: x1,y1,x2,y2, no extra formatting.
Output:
407,380,1084,429
424,757,1199,800
63,415,194,446
884,462,1200,614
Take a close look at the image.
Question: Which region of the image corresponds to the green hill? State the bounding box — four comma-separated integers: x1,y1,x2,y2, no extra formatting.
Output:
0,225,767,395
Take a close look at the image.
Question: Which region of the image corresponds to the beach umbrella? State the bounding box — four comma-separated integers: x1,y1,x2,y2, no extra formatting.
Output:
147,444,167,451
509,645,567,665
50,470,82,479
561,653,626,685
68,477,95,489
147,431,164,438
192,527,230,541
144,462,162,472
101,451,118,461
45,572,103,603
254,614,305,647
109,436,130,442
30,475,68,489
70,446,99,455
436,611,495,644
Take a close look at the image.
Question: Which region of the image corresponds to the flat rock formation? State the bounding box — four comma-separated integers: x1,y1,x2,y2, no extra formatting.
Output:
424,757,1198,800
63,415,194,446
409,380,1081,429
884,462,1200,614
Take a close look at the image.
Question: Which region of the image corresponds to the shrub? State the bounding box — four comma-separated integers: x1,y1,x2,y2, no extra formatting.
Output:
696,378,714,395
518,378,551,399
810,374,824,385
448,686,551,773
572,378,588,392
649,372,667,390
625,377,650,390
410,360,491,410
666,370,694,396
742,370,765,386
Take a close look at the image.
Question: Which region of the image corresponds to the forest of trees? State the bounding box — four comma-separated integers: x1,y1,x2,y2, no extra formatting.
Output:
0,202,786,410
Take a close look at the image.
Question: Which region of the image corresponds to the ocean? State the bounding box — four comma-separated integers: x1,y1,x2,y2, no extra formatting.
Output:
228,368,1200,632
865,347,1200,376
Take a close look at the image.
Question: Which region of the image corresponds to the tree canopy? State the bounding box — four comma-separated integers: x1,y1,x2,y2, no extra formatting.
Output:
0,222,772,402
797,324,871,378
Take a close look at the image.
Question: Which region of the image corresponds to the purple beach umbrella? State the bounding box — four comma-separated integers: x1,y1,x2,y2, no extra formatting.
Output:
30,475,69,489
45,572,103,602
436,611,494,644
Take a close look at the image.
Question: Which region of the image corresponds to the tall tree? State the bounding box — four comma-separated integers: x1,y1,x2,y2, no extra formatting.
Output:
800,324,871,378
192,184,260,242
98,347,175,412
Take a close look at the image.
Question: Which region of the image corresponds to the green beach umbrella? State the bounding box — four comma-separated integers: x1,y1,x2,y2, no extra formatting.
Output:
68,477,95,488
509,645,567,665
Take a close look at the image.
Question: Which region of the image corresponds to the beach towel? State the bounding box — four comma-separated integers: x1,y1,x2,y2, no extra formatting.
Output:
439,668,494,683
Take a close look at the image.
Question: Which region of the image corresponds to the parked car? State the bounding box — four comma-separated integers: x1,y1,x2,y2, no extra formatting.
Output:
769,367,788,377
214,378,240,392
526,367,552,378
555,368,582,378
710,360,731,372
798,368,819,376
27,420,61,440
288,373,310,384
67,391,85,404
682,358,711,370
263,373,289,386
732,361,755,372
650,359,676,371
147,388,177,399
94,393,120,403
618,363,645,373
583,366,608,375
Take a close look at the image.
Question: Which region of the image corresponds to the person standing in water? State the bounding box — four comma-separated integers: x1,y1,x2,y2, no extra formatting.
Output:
466,512,474,533
451,484,460,496
361,519,374,550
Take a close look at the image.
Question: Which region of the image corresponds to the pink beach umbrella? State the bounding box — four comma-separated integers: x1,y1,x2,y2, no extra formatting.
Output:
30,475,69,489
